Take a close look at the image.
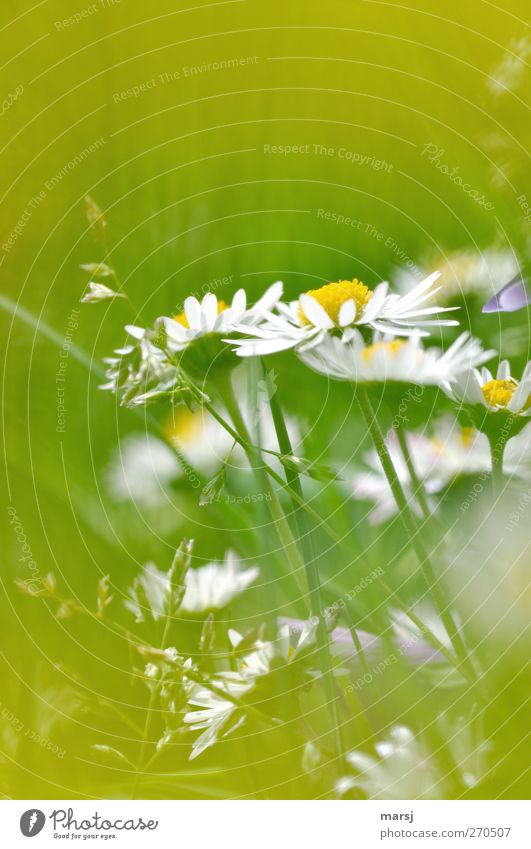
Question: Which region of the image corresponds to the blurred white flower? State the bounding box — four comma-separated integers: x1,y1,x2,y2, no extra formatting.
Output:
182,552,259,613
337,720,487,799
487,36,531,96
353,418,531,523
352,419,491,524
228,272,458,357
298,330,493,386
395,249,519,304
161,284,283,353
126,551,259,619
163,387,301,475
105,433,180,506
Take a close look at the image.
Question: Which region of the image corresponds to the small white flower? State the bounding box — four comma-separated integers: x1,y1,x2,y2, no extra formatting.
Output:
101,324,176,400
443,360,531,417
80,281,125,303
298,330,494,386
161,283,283,352
181,551,259,613
183,677,250,760
228,272,458,358
126,551,259,619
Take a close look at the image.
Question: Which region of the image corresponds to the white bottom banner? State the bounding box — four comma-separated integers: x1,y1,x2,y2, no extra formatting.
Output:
0,800,527,847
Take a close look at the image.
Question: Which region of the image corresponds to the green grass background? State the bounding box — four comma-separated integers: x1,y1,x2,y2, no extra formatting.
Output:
1,0,530,798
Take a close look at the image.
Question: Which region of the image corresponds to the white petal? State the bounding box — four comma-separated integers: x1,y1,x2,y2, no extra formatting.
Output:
496,360,511,381
231,289,247,316
252,281,283,314
338,299,357,326
201,292,219,330
299,294,335,329
184,297,201,329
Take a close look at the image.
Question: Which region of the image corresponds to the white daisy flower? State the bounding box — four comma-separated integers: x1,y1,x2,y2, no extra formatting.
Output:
228,272,458,357
161,283,283,353
126,551,259,619
443,360,531,418
298,330,494,386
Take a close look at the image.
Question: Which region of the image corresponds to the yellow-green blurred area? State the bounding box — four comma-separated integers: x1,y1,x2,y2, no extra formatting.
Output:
1,0,530,799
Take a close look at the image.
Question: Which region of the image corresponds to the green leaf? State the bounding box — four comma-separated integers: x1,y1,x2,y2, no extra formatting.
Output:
279,454,341,482
199,465,226,506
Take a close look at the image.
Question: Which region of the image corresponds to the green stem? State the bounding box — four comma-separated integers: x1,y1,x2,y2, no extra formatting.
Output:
217,373,308,601
395,424,432,522
489,437,505,499
356,385,476,684
267,377,345,757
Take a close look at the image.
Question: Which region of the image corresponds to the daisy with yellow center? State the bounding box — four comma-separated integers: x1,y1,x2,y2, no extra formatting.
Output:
161,283,283,353
173,300,229,328
297,330,493,386
443,361,531,417
228,271,460,358
298,279,373,325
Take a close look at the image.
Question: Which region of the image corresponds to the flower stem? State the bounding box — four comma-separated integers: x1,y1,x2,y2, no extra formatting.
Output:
488,436,505,499
267,377,345,757
356,385,476,684
217,373,308,601
395,424,432,522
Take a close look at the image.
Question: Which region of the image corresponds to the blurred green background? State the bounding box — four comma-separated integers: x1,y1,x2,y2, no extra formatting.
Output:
1,0,530,798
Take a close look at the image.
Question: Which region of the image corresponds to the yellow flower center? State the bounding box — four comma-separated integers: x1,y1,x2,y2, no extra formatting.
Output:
361,340,406,362
163,408,204,446
482,379,517,408
460,427,476,448
298,279,372,325
482,379,531,411
173,299,229,328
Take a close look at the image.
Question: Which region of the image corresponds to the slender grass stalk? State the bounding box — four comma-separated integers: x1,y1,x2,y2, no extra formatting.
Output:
356,385,477,684
395,424,432,522
266,379,345,756
216,372,308,601
488,435,505,499
132,627,169,799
